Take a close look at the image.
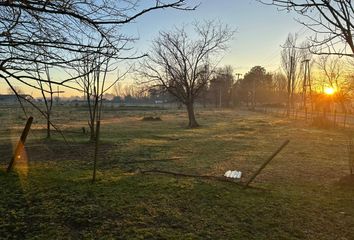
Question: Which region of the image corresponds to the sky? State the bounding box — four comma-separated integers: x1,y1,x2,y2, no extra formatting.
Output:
132,0,307,74
1,0,310,97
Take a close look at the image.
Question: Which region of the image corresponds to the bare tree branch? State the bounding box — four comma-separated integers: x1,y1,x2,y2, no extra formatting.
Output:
260,0,354,56
139,20,234,128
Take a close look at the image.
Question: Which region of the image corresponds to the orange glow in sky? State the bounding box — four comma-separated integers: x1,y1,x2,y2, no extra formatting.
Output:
324,87,336,95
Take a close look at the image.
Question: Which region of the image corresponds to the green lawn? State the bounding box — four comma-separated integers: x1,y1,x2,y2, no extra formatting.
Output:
0,106,353,239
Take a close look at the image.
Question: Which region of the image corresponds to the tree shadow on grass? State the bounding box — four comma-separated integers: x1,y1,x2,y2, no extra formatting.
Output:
0,142,13,166
0,170,31,239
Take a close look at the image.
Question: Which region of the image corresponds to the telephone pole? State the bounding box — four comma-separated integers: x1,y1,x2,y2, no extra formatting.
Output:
231,73,242,107
235,73,242,80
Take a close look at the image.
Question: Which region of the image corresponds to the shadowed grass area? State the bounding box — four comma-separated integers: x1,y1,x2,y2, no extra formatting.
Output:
0,107,353,239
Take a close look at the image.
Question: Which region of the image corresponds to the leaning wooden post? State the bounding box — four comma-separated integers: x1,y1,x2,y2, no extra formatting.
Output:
7,116,34,173
244,140,290,188
92,120,101,183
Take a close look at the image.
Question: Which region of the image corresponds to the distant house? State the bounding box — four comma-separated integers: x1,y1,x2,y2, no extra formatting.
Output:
0,94,34,104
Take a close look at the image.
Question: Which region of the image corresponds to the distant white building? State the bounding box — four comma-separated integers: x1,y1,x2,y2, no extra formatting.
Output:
0,94,34,104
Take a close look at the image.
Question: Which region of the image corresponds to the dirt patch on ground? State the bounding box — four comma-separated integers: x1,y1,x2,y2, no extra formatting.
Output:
141,116,162,121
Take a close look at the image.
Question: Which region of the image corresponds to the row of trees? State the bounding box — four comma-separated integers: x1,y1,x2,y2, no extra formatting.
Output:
209,59,353,113
146,48,352,114
259,0,354,116
3,0,354,131
136,0,354,126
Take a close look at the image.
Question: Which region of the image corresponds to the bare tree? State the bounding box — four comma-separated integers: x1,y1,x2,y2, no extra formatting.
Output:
281,33,302,116
140,21,234,128
316,55,352,112
0,1,196,102
113,82,124,99
272,72,287,95
74,49,118,141
262,0,354,56
35,63,54,138
113,82,147,102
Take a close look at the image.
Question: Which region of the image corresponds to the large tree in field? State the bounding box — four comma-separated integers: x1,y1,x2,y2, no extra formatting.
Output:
0,0,195,101
262,1,354,56
140,21,234,128
235,66,272,107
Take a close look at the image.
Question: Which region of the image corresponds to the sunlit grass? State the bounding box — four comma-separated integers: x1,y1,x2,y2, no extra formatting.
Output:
0,106,353,239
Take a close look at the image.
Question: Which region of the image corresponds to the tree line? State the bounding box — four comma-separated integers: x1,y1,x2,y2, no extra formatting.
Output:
2,0,354,133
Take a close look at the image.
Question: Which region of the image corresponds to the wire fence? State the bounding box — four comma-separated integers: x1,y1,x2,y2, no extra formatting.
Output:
255,106,354,129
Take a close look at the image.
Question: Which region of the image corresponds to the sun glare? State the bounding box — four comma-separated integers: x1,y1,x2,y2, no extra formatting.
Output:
324,87,335,95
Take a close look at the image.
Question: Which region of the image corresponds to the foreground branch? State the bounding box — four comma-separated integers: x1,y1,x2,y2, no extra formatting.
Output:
140,169,242,185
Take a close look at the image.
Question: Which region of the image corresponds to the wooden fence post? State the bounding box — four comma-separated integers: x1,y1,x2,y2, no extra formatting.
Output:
244,140,290,188
7,116,33,173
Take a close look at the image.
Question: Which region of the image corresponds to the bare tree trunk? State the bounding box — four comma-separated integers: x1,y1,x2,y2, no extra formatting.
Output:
286,65,293,117
86,89,96,142
92,120,101,183
186,102,199,128
291,72,295,111
89,121,96,141
46,115,51,138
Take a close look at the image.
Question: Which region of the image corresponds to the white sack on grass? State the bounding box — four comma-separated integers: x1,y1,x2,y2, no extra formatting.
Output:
224,170,242,179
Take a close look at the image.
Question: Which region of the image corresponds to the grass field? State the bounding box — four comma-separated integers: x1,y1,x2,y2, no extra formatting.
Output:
1,105,354,239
